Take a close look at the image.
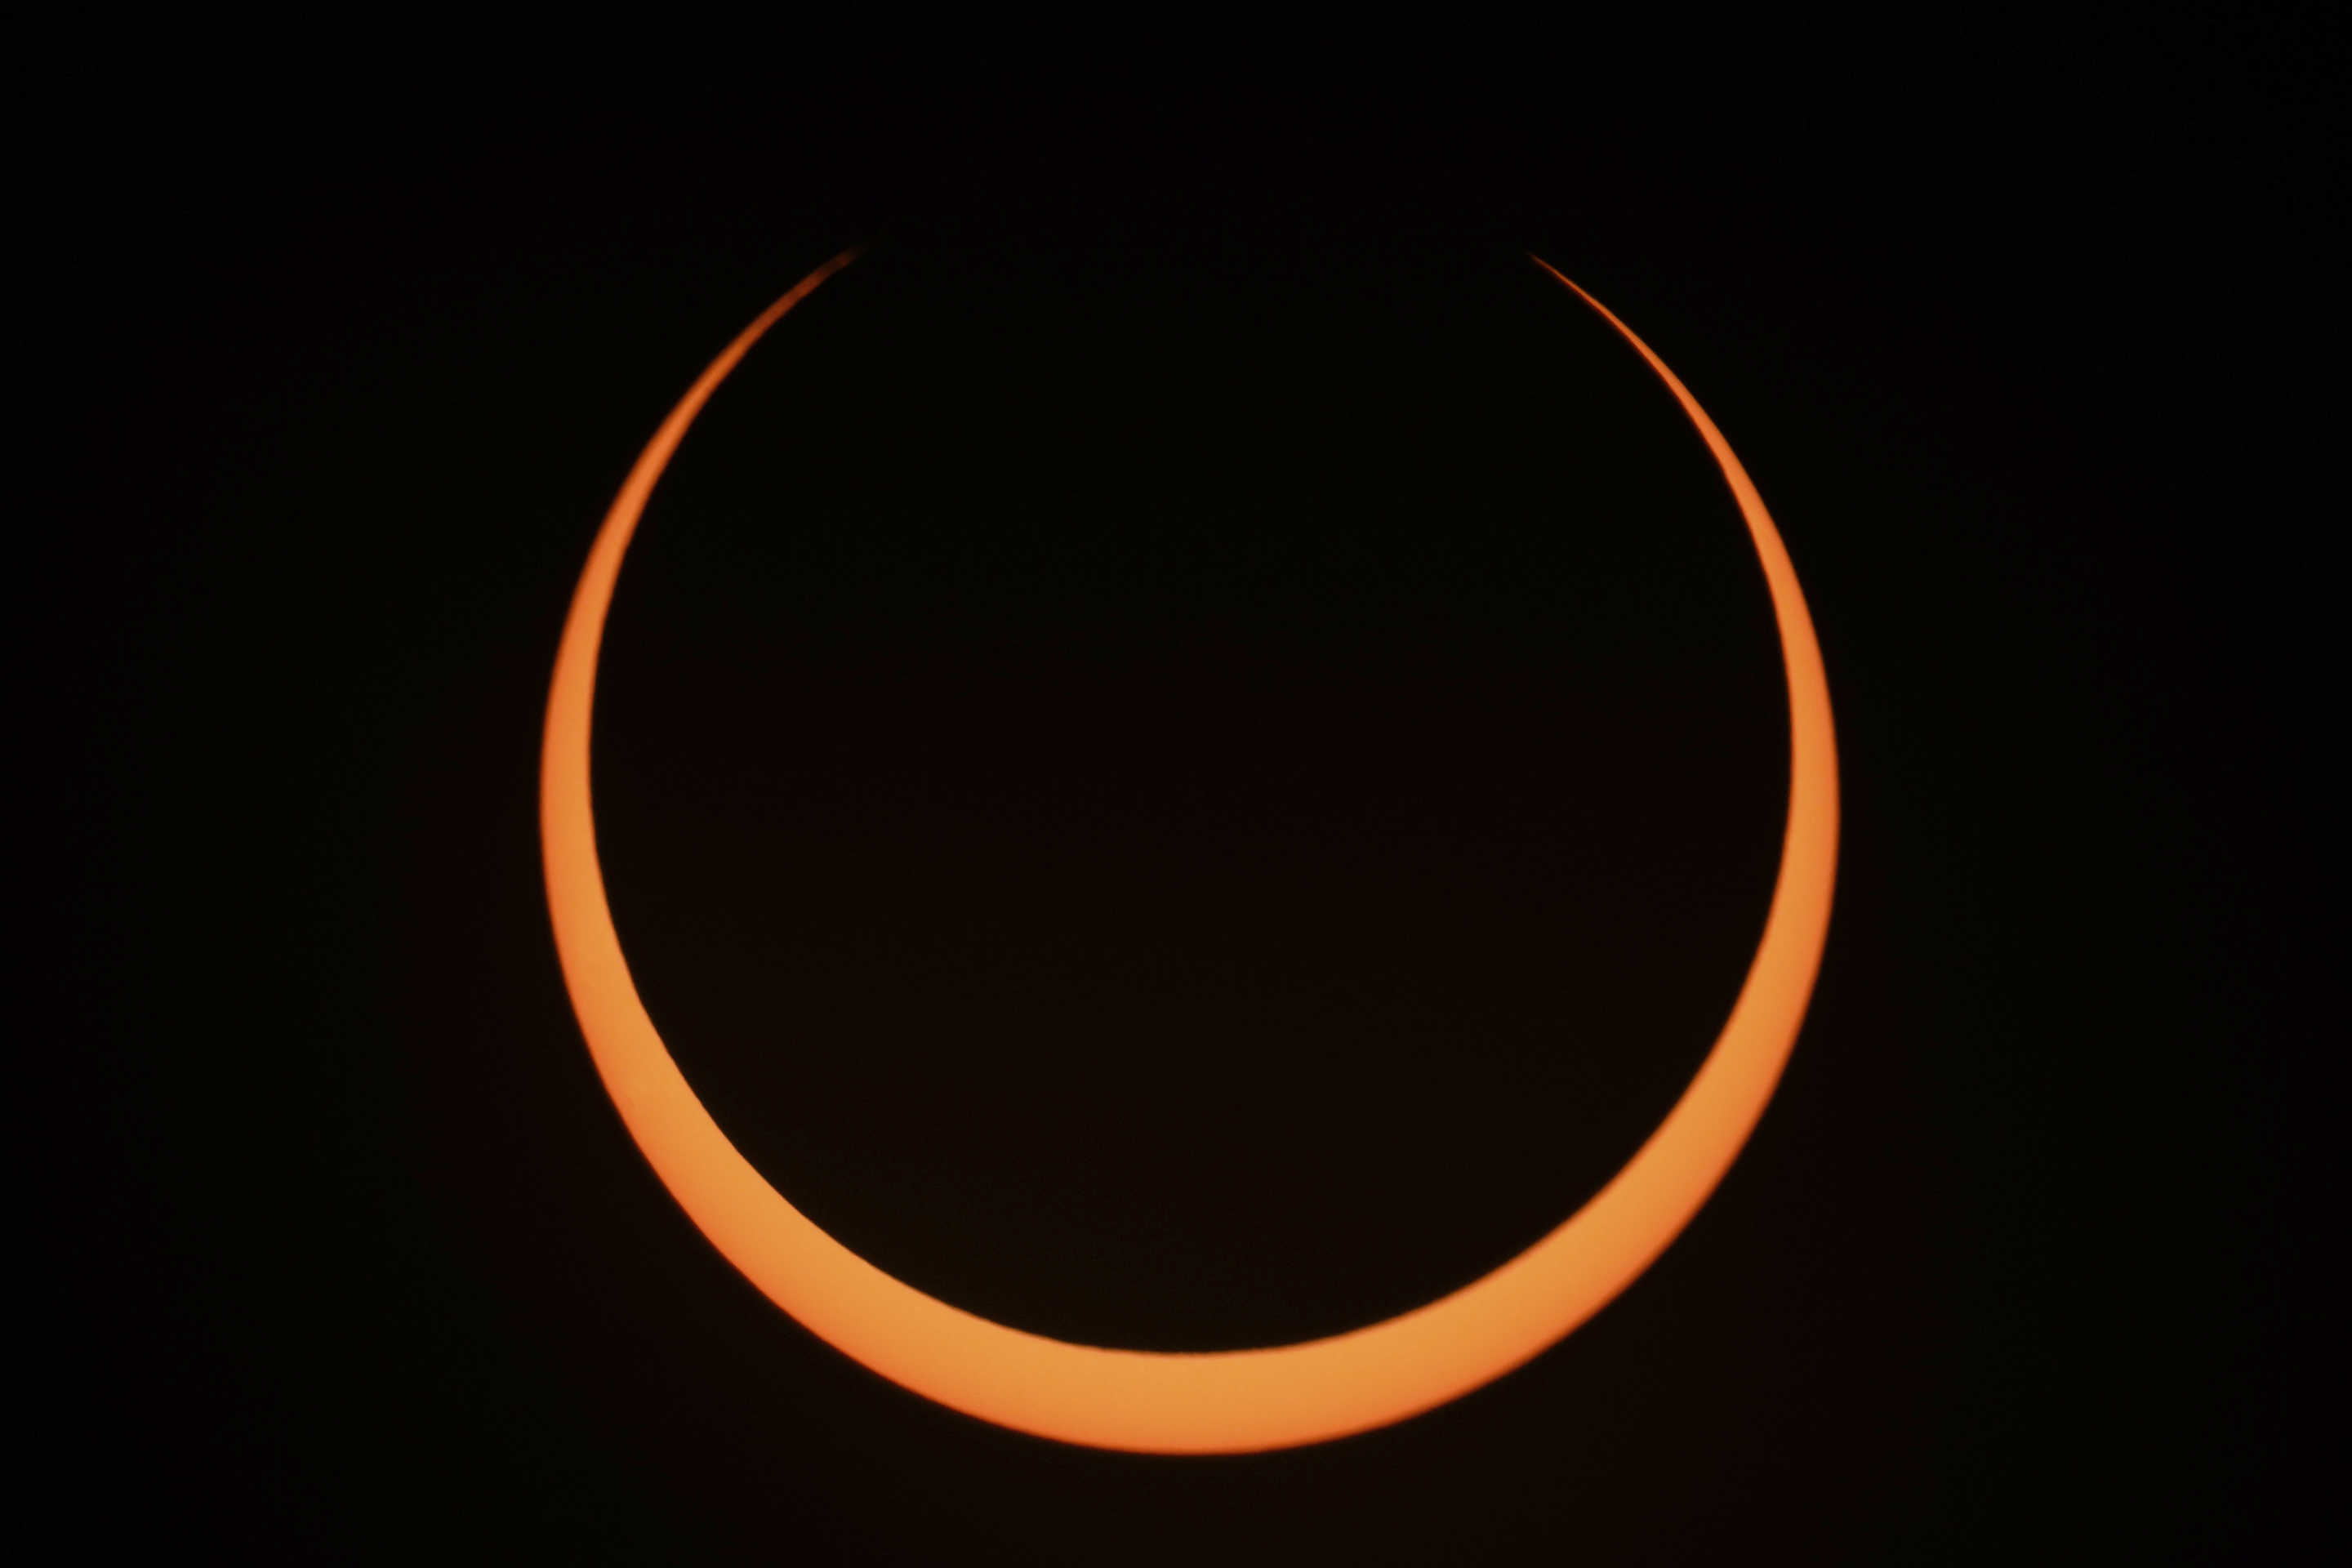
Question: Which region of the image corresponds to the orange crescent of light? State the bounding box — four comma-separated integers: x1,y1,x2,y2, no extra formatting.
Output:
541,247,1839,1454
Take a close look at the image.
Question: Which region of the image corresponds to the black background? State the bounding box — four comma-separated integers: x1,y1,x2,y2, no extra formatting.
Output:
28,24,2336,1564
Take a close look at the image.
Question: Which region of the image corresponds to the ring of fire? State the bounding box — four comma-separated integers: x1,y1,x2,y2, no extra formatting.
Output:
540,248,1839,1453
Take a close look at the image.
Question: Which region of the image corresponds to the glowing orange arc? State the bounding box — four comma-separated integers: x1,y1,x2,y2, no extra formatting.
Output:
541,248,1839,1454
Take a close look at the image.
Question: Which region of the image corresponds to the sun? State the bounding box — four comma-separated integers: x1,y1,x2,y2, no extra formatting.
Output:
539,246,1838,1454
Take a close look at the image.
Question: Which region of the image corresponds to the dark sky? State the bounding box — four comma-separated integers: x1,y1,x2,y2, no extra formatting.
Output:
29,28,2336,1564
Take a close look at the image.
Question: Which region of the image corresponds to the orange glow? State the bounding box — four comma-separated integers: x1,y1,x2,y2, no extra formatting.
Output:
540,247,1839,1454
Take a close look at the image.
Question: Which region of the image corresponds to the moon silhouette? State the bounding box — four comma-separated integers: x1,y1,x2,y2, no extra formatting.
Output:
540,247,1839,1454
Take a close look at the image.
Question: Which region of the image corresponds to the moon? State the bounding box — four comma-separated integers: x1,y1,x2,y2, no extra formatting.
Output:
540,247,1839,1454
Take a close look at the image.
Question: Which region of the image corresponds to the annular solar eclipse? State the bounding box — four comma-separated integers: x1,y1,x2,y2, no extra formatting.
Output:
540,247,1840,1454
